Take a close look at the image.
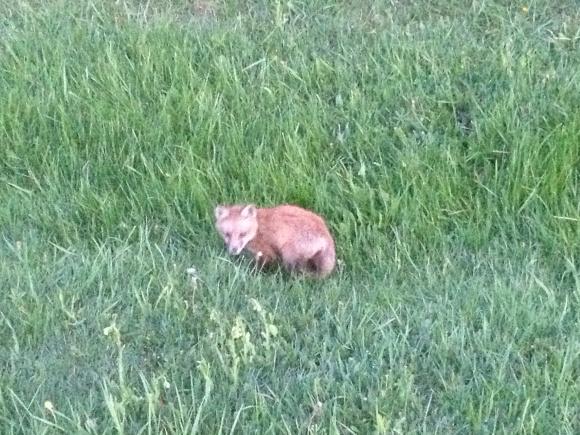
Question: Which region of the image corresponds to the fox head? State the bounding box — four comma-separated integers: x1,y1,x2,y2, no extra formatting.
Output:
214,204,258,255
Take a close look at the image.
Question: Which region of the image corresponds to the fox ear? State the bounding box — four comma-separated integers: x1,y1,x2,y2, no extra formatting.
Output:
214,205,229,220
241,204,257,218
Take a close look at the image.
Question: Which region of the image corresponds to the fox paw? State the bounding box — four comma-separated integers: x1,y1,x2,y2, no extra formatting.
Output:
254,251,273,270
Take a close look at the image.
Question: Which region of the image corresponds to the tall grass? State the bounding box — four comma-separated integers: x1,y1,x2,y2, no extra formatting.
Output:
1,0,578,432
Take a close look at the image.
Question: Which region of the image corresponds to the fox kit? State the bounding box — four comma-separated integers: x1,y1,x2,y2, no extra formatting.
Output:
214,204,336,278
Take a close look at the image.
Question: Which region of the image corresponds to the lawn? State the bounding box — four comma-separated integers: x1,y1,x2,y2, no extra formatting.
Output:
0,0,578,433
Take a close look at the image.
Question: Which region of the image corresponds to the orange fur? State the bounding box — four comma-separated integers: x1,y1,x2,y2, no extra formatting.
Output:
214,204,336,278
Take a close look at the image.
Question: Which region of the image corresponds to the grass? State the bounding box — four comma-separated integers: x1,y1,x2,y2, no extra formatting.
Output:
0,0,579,432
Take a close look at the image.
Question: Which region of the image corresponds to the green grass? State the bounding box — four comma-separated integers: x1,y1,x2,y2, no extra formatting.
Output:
1,0,579,432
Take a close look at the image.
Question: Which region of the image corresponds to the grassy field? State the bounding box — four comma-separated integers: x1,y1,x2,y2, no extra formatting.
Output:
1,0,579,432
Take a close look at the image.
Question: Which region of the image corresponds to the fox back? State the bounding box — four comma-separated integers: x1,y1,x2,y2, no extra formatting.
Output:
214,204,335,278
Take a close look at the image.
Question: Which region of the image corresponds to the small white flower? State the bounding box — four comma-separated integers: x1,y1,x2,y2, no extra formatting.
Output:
44,400,55,413
186,266,199,287
85,417,97,431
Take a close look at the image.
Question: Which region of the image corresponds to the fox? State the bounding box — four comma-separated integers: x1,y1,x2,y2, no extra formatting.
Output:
214,204,336,278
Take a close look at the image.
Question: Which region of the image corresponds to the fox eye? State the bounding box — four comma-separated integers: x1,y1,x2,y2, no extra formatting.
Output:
240,232,247,238
224,232,231,239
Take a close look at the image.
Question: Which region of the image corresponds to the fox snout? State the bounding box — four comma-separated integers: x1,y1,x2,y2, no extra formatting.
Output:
227,243,245,256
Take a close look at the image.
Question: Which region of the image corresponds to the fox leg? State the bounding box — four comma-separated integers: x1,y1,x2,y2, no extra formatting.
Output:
279,248,309,275
281,240,334,278
307,247,335,278
255,251,269,268
252,246,277,271
286,259,320,278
